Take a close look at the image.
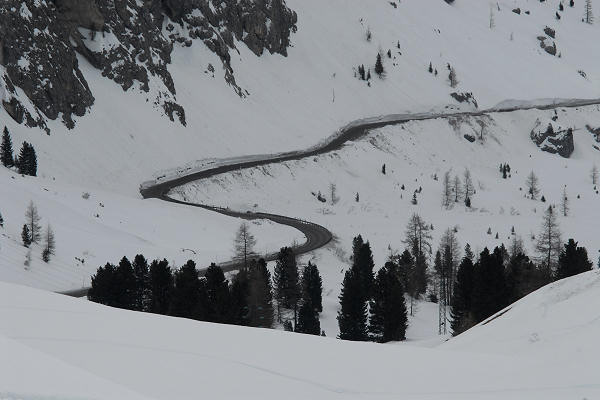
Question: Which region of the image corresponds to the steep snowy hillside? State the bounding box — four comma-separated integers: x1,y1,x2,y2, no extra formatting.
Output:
1,279,599,399
176,104,600,336
2,0,600,192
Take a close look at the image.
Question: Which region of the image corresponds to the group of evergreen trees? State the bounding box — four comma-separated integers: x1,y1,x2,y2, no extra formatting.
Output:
273,246,323,334
338,235,408,343
89,256,275,327
1,127,37,176
89,248,323,335
356,53,385,82
450,238,592,335
499,163,511,179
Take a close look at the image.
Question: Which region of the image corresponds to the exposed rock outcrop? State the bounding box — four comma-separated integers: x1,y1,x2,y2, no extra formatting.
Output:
0,0,297,131
530,120,574,158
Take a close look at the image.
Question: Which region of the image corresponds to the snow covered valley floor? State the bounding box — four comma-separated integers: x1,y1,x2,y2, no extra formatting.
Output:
2,270,600,400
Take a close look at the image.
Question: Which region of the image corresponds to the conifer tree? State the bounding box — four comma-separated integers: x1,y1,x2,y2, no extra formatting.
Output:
228,268,250,325
450,253,475,336
233,222,257,269
471,247,508,323
0,127,14,167
17,142,37,176
301,262,323,313
116,256,136,310
442,170,452,208
352,240,375,300
21,224,31,247
25,201,41,244
555,239,592,280
273,247,300,323
352,235,364,263
396,249,417,315
585,0,593,23
453,175,462,202
148,259,173,315
132,254,150,311
561,186,569,217
403,214,432,294
247,258,274,328
170,260,208,320
505,252,549,303
295,298,320,335
463,168,474,199
439,228,461,300
88,263,120,307
204,263,231,323
369,262,408,342
41,224,55,263
526,171,540,199
375,53,384,77
337,269,368,341
535,206,562,274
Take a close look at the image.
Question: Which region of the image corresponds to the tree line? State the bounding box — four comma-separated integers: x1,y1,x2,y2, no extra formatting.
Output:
338,207,594,342
88,236,323,335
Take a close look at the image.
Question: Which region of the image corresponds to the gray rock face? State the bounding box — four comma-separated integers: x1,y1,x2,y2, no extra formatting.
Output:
54,0,105,30
530,121,574,158
0,0,297,131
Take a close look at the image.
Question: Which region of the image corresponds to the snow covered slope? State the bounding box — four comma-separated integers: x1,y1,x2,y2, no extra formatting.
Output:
177,104,600,337
1,279,599,400
0,168,303,292
445,269,600,366
3,0,600,193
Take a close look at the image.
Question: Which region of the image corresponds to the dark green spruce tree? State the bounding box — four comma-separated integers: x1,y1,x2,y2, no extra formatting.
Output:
369,262,408,342
21,224,31,247
17,142,37,176
170,260,208,320
132,254,150,311
204,263,231,323
88,263,120,307
1,127,14,167
450,252,475,336
116,257,136,310
246,258,274,328
273,247,301,325
295,298,321,335
555,239,593,280
301,261,323,313
337,269,368,341
228,268,250,325
375,53,384,76
352,240,375,300
148,259,173,315
471,247,508,323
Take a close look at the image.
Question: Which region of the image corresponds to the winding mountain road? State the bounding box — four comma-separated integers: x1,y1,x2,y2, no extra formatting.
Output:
60,98,600,298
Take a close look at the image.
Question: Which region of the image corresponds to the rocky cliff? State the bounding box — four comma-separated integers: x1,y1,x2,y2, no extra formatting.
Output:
0,0,297,131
